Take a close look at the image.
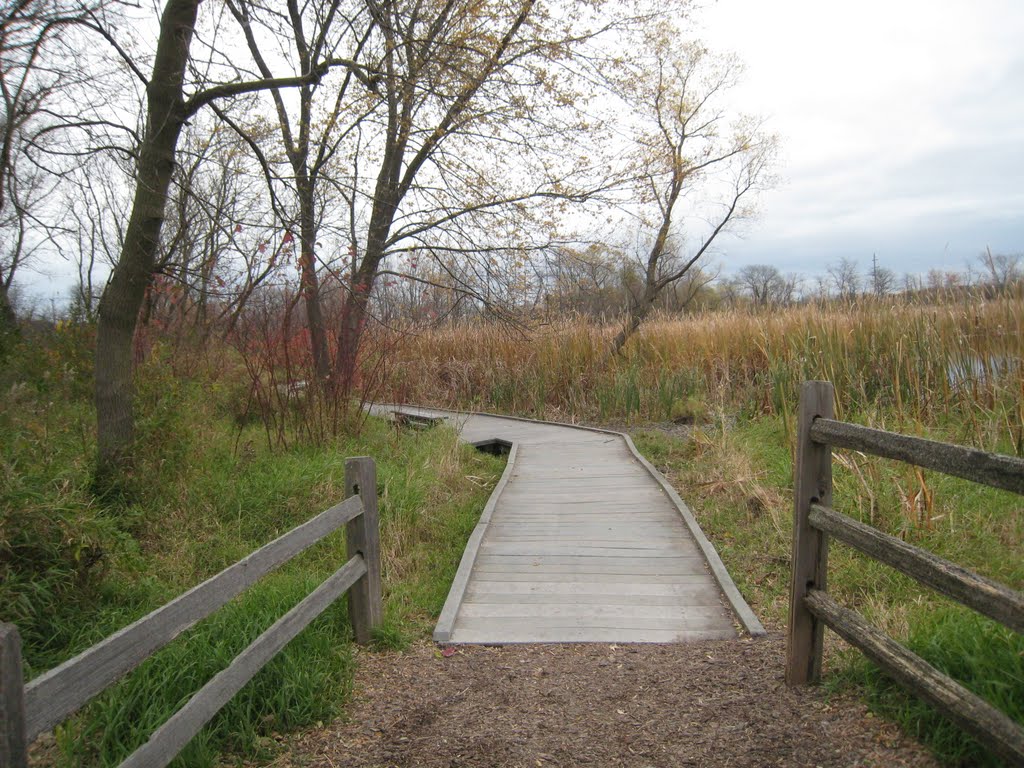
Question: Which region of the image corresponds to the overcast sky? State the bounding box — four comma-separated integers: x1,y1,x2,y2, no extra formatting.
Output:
694,0,1024,278
18,0,1024,304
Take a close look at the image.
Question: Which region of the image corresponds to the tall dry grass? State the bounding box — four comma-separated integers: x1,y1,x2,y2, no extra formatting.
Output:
379,296,1023,451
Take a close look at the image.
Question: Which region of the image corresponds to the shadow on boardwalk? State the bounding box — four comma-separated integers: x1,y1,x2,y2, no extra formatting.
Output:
289,635,938,768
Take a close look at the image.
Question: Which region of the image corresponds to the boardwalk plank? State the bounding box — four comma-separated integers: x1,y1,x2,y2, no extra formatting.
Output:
474,555,709,573
454,615,731,632
479,544,700,557
466,581,725,598
458,593,722,607
450,627,738,644
459,604,730,620
471,572,712,583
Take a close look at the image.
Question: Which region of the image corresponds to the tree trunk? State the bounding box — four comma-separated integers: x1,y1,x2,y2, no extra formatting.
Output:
333,263,373,393
331,176,400,392
609,291,654,357
94,0,199,482
0,283,17,341
296,179,330,381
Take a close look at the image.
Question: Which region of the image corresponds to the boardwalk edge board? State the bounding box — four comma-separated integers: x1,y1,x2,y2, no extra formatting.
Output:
374,403,765,640
433,441,520,643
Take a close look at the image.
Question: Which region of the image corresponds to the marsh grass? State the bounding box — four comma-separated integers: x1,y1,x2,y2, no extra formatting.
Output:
382,298,1023,451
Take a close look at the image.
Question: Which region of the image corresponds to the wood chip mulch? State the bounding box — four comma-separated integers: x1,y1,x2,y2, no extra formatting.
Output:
287,633,939,768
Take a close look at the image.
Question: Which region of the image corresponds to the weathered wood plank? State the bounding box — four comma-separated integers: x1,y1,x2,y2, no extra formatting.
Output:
392,411,444,430
804,589,1024,766
485,535,691,546
453,615,729,632
458,603,730,621
119,556,367,768
810,504,1024,633
505,481,661,491
23,494,363,741
479,543,697,557
449,626,737,644
494,511,678,520
487,531,685,540
488,523,684,533
474,564,707,575
460,592,714,606
472,572,712,583
1,624,27,768
786,380,833,685
474,554,706,568
810,418,1024,495
346,457,382,644
499,492,667,502
466,581,725,598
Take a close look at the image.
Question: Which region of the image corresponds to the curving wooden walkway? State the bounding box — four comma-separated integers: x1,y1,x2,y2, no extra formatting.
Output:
373,406,764,644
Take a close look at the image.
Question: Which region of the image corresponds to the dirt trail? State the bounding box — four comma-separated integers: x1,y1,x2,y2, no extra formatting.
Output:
288,634,937,768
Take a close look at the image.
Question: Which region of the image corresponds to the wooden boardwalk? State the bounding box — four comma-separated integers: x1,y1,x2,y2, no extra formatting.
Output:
374,406,764,644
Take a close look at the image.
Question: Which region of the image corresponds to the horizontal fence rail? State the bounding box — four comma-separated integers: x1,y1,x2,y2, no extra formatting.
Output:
810,418,1024,495
787,381,1024,766
119,557,368,768
0,456,382,768
808,504,1024,634
803,590,1024,764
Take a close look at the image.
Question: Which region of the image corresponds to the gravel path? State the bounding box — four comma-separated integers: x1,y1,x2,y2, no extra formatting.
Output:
288,634,937,768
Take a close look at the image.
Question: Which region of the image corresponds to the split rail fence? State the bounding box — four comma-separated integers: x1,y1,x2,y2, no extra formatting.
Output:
786,380,1024,765
0,456,382,768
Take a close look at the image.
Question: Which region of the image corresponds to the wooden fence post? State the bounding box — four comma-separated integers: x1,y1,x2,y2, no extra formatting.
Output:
786,381,834,685
1,623,28,768
345,457,382,644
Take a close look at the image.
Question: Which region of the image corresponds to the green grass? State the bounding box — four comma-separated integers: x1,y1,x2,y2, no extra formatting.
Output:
58,575,356,768
633,414,1023,766
1,335,502,767
838,607,1024,767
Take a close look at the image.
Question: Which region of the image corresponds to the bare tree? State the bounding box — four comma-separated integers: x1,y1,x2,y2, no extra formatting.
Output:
52,158,131,321
978,246,1021,293
314,0,651,387
91,0,372,482
901,271,921,295
0,0,95,327
869,253,895,296
538,244,625,318
609,34,777,354
657,262,718,313
220,0,381,380
737,263,784,307
782,272,803,304
827,256,860,302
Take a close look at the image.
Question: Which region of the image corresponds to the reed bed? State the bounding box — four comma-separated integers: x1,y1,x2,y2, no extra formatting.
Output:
381,297,1024,451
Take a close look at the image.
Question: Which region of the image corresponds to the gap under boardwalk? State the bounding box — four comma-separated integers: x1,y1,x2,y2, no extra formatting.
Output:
373,406,763,644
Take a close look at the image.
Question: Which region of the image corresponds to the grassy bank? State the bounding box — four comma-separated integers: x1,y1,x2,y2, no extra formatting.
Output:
1,335,502,767
632,415,1022,766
